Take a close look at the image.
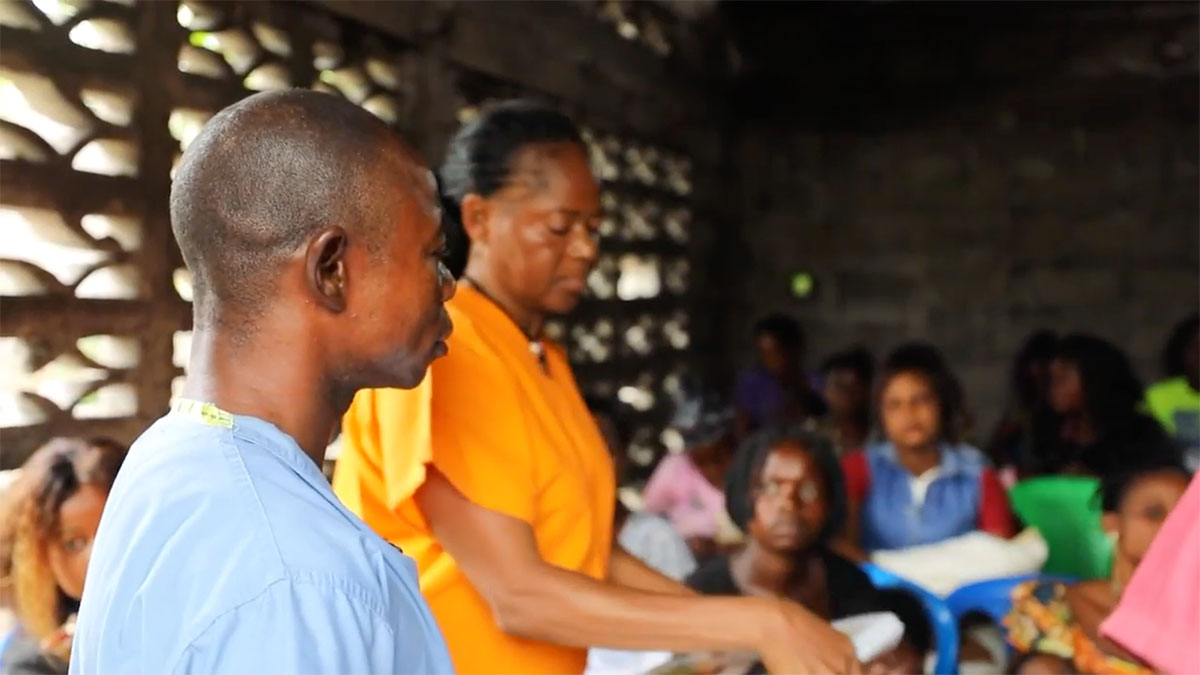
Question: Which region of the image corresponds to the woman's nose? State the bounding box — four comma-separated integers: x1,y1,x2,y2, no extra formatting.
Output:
568,226,599,263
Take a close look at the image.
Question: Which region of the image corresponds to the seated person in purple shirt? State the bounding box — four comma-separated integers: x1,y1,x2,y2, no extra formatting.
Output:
734,314,827,440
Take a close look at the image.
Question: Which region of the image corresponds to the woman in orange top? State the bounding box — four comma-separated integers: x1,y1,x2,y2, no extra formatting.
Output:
334,100,858,675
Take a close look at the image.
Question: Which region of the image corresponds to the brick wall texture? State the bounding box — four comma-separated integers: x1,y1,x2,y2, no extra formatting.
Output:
709,5,1199,435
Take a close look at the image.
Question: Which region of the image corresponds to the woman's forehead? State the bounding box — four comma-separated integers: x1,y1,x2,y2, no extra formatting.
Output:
1125,472,1188,502
763,442,814,472
885,369,933,392
503,144,598,204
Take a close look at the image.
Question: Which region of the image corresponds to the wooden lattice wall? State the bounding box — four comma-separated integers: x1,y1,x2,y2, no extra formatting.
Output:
0,0,711,474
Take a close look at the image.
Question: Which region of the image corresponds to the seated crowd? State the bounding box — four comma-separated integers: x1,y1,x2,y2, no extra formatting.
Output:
600,312,1197,673
1,312,1195,674
0,90,1194,675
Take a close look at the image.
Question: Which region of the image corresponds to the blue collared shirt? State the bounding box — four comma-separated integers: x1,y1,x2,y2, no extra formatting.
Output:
71,404,453,674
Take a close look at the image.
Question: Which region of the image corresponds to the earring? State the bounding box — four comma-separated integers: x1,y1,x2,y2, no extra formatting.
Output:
1106,531,1119,546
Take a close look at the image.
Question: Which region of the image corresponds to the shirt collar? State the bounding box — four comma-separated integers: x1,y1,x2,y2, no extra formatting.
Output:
455,284,549,372
228,414,329,490
870,440,981,479
169,400,350,523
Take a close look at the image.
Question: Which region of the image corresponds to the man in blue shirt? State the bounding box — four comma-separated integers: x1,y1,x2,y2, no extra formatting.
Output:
71,90,456,673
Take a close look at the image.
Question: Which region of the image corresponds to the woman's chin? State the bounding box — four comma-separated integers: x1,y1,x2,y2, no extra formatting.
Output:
542,289,584,316
895,433,936,449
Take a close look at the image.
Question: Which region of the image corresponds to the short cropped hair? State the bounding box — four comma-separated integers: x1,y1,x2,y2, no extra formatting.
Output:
170,89,406,324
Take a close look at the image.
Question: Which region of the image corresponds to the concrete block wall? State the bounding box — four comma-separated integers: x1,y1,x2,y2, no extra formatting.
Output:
708,5,1199,437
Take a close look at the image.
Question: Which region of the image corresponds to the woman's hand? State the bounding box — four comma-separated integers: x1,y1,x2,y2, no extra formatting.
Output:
756,598,862,674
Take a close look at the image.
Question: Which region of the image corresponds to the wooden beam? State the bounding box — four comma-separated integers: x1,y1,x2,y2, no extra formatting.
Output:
1,416,154,469
313,0,716,147
0,161,142,214
1,297,190,338
306,0,432,43
0,28,136,79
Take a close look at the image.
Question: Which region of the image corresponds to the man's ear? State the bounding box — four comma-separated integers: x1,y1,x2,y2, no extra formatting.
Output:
306,226,348,313
459,193,490,243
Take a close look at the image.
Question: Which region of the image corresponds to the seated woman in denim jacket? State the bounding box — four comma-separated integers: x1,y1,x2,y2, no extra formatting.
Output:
840,343,1014,555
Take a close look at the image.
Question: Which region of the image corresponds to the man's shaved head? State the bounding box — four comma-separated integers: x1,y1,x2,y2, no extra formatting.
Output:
170,89,412,323
171,89,454,391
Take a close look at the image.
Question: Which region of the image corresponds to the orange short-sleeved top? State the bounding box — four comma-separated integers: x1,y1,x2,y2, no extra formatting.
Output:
333,285,615,674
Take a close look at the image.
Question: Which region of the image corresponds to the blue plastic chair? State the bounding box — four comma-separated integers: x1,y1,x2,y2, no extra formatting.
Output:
943,574,1076,626
944,574,1076,663
861,563,959,675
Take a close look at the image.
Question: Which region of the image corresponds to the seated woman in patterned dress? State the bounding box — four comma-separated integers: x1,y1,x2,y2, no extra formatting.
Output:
1005,457,1190,674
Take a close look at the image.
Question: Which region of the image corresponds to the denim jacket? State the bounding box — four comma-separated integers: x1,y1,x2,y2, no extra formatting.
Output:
860,441,988,552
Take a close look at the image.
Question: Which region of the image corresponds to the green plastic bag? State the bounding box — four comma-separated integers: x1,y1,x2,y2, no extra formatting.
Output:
1010,476,1114,579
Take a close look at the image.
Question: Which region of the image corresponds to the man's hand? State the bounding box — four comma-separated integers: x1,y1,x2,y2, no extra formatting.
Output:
757,599,862,674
